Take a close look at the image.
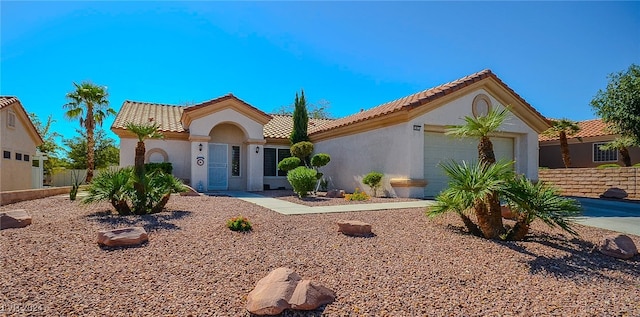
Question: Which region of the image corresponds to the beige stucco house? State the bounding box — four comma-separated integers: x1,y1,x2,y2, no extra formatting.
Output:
112,69,550,198
0,97,44,191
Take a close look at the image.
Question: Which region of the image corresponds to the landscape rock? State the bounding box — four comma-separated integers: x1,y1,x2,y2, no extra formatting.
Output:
336,220,372,237
600,187,628,199
0,209,32,230
246,267,335,315
599,234,638,259
326,189,345,198
97,227,148,247
180,185,201,196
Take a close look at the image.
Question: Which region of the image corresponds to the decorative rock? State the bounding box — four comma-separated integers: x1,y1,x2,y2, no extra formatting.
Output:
246,267,335,315
599,234,638,259
289,280,336,310
336,220,372,237
600,187,628,199
97,227,148,247
326,189,345,198
180,185,201,196
0,209,32,230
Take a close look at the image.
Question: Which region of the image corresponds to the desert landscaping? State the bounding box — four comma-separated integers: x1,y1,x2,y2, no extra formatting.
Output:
1,193,639,316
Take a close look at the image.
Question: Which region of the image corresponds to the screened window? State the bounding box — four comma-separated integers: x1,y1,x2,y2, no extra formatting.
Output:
23,154,30,162
593,143,618,162
231,146,240,177
263,147,292,177
3,151,10,159
15,153,22,161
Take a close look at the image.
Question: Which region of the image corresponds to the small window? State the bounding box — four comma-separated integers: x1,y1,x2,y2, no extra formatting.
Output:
3,151,10,159
264,148,277,177
7,111,16,128
231,146,240,177
15,153,22,161
23,154,30,162
594,143,618,162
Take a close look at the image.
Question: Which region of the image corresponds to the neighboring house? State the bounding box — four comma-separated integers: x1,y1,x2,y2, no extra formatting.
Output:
112,69,550,198
0,96,44,191
539,119,640,168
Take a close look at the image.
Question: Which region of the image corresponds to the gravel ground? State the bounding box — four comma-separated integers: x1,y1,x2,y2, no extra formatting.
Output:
1,195,639,316
258,189,420,207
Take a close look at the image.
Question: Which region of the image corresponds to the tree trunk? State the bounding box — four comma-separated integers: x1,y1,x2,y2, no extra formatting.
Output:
458,213,482,237
135,141,146,176
151,194,171,214
86,103,95,182
111,199,132,216
620,147,631,167
478,136,504,237
559,131,571,168
478,136,496,165
133,141,146,214
506,220,530,241
474,200,499,239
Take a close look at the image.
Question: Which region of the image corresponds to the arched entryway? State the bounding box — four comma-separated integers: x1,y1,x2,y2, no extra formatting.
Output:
207,123,247,190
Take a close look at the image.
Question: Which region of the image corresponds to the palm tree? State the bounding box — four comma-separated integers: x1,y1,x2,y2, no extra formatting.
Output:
543,119,581,168
599,136,637,167
445,107,510,239
64,82,115,182
125,122,163,214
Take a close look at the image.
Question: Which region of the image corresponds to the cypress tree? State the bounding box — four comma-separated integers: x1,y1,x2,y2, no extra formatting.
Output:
290,89,310,144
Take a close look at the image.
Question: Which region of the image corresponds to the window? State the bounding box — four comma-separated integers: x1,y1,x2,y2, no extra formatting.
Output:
23,154,30,162
263,147,292,177
3,151,10,159
231,146,240,177
7,111,16,128
15,153,22,161
593,143,618,162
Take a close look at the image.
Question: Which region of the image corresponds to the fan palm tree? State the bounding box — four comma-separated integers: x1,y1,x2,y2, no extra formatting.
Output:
125,122,164,177
64,82,115,182
445,107,510,238
599,136,637,167
543,119,581,168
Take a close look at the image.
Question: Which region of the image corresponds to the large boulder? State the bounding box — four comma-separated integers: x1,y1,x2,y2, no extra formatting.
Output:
600,187,628,199
599,234,638,259
246,267,335,315
97,227,148,247
0,209,32,230
336,220,372,237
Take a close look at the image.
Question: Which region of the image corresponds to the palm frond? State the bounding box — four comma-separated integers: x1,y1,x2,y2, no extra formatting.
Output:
445,107,510,138
125,122,164,142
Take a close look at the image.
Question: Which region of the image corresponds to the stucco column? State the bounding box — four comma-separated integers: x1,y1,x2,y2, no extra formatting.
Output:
246,139,266,191
189,135,211,192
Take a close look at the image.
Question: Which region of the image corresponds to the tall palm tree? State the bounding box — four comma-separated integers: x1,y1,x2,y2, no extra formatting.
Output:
599,136,637,167
543,119,581,168
445,107,510,239
64,82,115,182
125,122,163,214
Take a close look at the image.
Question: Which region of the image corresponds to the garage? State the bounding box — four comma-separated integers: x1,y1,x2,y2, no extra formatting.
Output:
424,131,514,197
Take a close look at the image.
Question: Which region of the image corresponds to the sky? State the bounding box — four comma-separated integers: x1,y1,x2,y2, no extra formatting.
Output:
1,1,639,151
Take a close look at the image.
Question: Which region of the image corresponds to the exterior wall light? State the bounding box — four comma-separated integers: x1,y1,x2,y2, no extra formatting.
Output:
198,143,203,152
255,146,260,154
413,125,422,131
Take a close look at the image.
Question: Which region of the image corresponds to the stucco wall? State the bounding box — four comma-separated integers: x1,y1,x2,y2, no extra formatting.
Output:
0,106,38,191
119,138,191,182
540,142,640,168
539,167,640,199
314,88,540,198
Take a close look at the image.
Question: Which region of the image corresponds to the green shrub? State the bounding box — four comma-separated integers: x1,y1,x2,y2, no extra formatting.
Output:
227,216,252,232
311,153,331,168
286,166,317,198
597,163,621,169
145,162,173,174
362,171,384,197
633,163,640,168
290,141,314,160
278,157,301,172
345,188,370,201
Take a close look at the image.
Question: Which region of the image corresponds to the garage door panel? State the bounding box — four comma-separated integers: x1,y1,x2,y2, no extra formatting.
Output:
424,132,513,198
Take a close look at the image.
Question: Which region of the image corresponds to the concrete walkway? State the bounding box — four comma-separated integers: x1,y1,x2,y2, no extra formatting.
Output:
218,191,434,215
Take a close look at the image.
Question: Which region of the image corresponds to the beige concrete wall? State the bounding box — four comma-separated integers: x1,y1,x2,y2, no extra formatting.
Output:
0,105,38,191
540,142,640,168
0,186,72,206
119,138,191,181
539,167,639,199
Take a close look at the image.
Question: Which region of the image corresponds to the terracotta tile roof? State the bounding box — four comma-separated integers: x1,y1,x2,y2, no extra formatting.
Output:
0,96,19,109
183,93,270,119
112,101,186,133
264,115,334,139
539,119,613,142
312,69,547,134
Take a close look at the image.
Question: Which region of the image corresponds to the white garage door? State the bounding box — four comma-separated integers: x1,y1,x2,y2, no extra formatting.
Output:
424,132,514,198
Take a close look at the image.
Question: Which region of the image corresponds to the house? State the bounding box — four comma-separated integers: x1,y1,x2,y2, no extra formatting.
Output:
112,69,550,198
539,119,640,168
0,96,44,191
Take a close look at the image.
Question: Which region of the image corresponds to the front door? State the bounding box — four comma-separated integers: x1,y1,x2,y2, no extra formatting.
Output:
208,143,228,190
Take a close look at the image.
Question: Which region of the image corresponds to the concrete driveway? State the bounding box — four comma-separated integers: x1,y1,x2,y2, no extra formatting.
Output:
572,197,640,236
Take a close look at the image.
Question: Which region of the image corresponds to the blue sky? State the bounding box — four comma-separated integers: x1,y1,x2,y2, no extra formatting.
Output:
1,1,639,149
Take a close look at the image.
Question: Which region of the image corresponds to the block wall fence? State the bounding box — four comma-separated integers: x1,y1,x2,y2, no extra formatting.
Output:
538,167,639,199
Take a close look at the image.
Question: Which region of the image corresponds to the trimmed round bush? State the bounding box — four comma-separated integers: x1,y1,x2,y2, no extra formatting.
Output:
287,166,317,198
311,153,331,168
278,157,301,172
362,171,384,197
290,141,314,160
